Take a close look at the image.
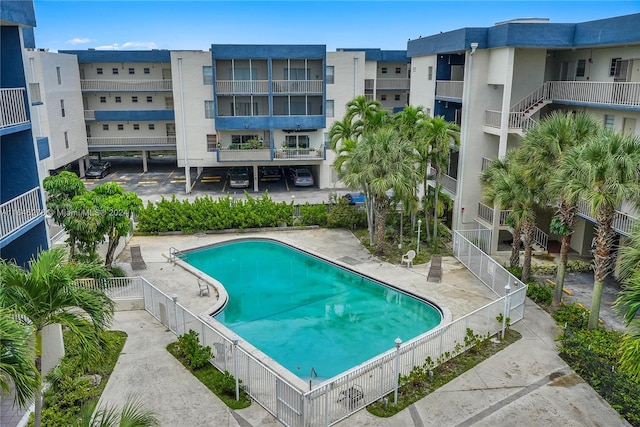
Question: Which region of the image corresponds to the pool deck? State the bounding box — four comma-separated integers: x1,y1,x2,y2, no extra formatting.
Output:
99,228,630,427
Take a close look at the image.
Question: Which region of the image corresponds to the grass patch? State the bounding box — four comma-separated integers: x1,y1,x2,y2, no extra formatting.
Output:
35,330,127,426
367,329,521,417
166,342,251,410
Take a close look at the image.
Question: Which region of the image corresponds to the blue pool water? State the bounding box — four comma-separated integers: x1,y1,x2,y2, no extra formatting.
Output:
182,239,442,381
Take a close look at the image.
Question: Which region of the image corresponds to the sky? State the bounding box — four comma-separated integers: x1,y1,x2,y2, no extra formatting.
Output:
33,0,640,53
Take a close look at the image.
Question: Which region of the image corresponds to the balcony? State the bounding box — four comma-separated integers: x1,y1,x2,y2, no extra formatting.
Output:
273,148,324,161
87,137,176,150
80,80,172,92
272,80,323,94
477,202,511,226
216,80,269,95
1,188,42,241
376,78,410,91
218,148,272,162
435,80,464,100
484,110,537,133
440,173,457,194
576,200,638,237
546,81,640,108
481,157,493,172
84,110,95,120
0,88,28,129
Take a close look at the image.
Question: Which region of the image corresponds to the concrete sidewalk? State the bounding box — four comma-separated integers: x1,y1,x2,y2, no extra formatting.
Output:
100,229,630,427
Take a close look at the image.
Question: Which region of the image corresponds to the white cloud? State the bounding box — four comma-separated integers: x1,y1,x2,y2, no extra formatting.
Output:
93,41,158,50
67,37,94,45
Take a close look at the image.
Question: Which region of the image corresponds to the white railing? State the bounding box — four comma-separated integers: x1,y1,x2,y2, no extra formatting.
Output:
272,80,323,93
499,210,512,226
216,80,269,94
510,84,549,114
457,228,492,254
376,78,410,90
484,110,501,128
218,148,272,162
80,80,172,92
477,202,494,224
576,200,638,237
76,277,144,300
481,157,493,172
0,188,42,240
546,81,640,108
87,137,177,148
0,88,28,129
484,110,537,132
440,173,457,194
49,228,66,245
274,148,323,160
532,226,548,252
435,80,464,99
29,83,42,104
84,110,95,120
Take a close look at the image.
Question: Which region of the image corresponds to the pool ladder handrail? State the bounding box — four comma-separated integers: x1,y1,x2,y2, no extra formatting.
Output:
169,247,186,263
309,367,318,390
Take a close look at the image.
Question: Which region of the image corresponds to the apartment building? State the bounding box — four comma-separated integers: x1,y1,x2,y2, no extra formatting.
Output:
1,0,50,266
408,14,640,255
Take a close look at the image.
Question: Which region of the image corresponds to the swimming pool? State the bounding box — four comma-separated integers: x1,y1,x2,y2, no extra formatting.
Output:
182,238,442,381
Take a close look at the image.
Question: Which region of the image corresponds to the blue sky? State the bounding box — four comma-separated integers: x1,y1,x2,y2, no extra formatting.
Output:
33,1,640,52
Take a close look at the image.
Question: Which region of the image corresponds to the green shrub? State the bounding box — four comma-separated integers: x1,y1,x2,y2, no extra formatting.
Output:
504,265,523,280
552,303,589,330
298,203,328,227
566,259,593,273
526,282,553,305
326,200,367,229
531,263,557,275
176,330,213,370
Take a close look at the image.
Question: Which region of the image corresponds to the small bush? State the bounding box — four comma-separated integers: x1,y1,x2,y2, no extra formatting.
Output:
326,200,367,229
531,263,557,275
526,282,553,305
566,259,593,273
504,265,523,280
176,330,213,370
552,303,589,330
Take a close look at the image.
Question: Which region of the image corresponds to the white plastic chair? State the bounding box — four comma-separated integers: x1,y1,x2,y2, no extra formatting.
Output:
401,250,416,268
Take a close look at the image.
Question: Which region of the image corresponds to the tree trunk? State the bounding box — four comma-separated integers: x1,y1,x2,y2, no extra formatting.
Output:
34,354,42,427
588,278,604,329
552,234,572,307
589,209,615,329
433,170,440,243
510,224,522,268
104,232,119,267
521,219,535,282
374,197,387,255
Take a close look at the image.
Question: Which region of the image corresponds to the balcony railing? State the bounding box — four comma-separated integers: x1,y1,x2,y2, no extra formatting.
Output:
274,148,323,160
216,80,269,94
87,137,177,148
80,80,173,92
218,148,272,162
272,80,323,93
477,202,511,226
481,157,493,172
376,78,410,90
0,88,28,129
576,200,638,237
1,187,42,240
484,110,537,131
440,173,457,194
435,80,464,99
546,81,640,108
84,110,95,120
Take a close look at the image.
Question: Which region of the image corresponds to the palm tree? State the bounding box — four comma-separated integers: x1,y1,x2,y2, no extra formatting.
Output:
423,116,460,244
74,395,159,427
0,248,114,427
0,308,39,409
554,130,640,329
612,225,640,381
520,111,601,307
341,126,419,254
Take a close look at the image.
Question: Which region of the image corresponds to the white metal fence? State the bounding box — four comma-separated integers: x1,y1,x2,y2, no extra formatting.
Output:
0,87,28,128
76,277,144,300
80,80,172,91
0,187,42,240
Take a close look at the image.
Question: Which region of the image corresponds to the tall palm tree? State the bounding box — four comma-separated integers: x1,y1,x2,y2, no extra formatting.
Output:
0,308,39,409
521,111,601,307
341,126,419,254
614,225,640,381
0,248,114,427
554,130,640,329
424,116,460,243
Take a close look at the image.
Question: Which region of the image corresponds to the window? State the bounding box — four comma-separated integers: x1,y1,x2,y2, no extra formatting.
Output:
60,100,65,117
395,67,401,74
285,68,310,80
381,94,387,101
207,134,218,152
148,123,155,130
604,114,615,129
144,68,150,74
133,124,140,130
204,100,215,119
326,100,334,117
428,66,433,81
576,60,586,77
102,124,109,131
203,66,213,85
381,67,388,74
285,135,309,149
56,67,61,85
100,96,106,103
117,124,124,131
112,68,119,75
394,94,401,101
64,131,69,149
610,58,622,76
97,67,103,75
128,68,135,75
132,96,138,103
231,135,258,145
147,96,153,103
115,96,121,103
326,66,334,84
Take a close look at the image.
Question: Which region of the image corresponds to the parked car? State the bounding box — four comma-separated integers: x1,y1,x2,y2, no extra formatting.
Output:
290,168,314,187
85,161,111,179
259,166,282,181
228,167,251,188
343,192,366,204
